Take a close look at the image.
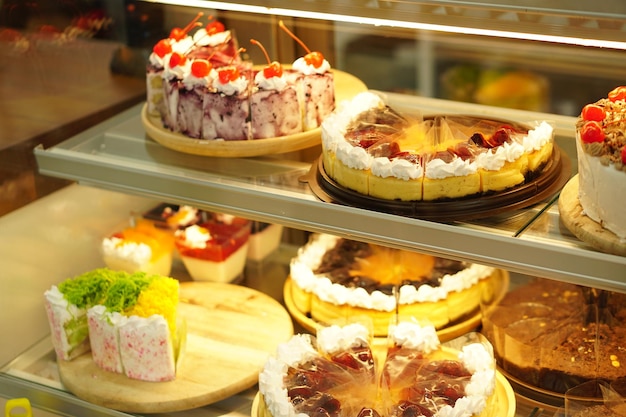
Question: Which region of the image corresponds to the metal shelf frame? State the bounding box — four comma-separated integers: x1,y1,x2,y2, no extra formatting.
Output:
34,93,626,291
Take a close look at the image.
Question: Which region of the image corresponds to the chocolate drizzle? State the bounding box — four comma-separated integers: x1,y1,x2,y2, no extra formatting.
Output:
313,238,468,295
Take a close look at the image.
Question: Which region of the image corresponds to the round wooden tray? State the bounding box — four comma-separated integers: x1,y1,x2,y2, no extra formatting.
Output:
283,269,509,343
301,145,571,222
559,174,626,256
142,69,367,157
57,282,294,414
251,367,516,417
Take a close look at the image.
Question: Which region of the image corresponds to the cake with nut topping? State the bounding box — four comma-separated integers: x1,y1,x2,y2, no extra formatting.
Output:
575,86,626,241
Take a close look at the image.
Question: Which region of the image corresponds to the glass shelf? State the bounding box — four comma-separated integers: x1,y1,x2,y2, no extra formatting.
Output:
34,92,626,290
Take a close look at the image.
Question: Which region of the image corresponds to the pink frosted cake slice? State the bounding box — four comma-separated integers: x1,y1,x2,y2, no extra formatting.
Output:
118,315,176,382
250,68,302,139
301,72,335,131
202,66,252,140
177,86,205,138
289,53,335,131
87,305,125,374
44,285,91,361
177,60,217,139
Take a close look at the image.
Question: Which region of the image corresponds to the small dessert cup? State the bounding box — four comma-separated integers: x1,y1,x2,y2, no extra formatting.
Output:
175,216,251,282
102,219,174,276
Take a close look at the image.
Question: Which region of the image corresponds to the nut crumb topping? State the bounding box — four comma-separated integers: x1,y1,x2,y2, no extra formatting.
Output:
577,98,626,171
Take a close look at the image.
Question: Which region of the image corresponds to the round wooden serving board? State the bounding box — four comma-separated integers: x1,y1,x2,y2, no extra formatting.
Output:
142,69,367,157
559,175,626,256
58,282,294,413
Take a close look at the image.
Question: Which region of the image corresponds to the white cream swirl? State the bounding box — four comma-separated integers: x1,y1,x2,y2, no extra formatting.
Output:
371,157,423,180
102,237,152,265
522,120,554,152
161,54,191,80
182,67,217,89
389,322,440,353
475,141,525,171
292,56,331,75
258,334,319,417
175,225,212,249
193,29,231,47
436,342,495,417
254,70,288,91
215,74,248,96
425,156,477,179
317,323,370,354
149,52,166,68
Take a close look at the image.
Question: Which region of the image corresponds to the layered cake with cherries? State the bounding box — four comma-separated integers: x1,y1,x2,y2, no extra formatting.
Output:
258,321,499,417
174,213,251,282
575,86,626,241
44,269,184,382
481,278,626,394
289,234,496,336
102,219,174,276
321,92,554,201
147,18,334,141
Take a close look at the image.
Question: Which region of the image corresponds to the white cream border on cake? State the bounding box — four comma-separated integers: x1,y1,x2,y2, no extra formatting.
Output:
258,322,496,417
290,234,494,311
321,92,555,179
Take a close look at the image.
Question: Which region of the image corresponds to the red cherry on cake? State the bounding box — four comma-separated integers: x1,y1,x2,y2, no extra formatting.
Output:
153,38,172,58
621,146,626,164
304,51,325,68
580,121,605,144
264,61,283,78
206,20,225,35
608,86,626,102
169,12,204,41
250,39,284,79
279,20,326,69
581,104,606,121
168,52,186,68
218,67,240,83
191,59,212,77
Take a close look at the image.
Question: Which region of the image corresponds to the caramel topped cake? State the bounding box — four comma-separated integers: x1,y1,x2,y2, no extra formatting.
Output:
290,234,495,336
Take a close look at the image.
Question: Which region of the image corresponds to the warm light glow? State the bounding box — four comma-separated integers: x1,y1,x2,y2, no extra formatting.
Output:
139,0,626,50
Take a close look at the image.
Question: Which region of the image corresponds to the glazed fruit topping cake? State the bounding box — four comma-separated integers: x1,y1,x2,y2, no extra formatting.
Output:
321,92,554,201
290,234,495,336
575,86,626,240
146,16,335,141
258,321,498,417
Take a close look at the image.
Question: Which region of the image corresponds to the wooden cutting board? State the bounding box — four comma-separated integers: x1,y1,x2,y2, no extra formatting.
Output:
559,175,626,256
57,282,294,413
